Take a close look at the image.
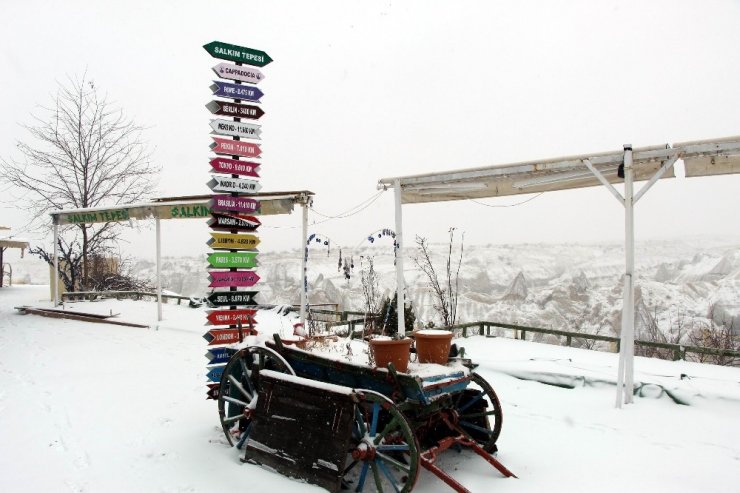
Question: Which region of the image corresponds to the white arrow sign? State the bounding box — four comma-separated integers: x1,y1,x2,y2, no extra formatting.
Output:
210,119,262,140
207,176,262,194
212,63,264,84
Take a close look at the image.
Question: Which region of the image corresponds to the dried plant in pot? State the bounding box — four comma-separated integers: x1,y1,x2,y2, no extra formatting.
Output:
368,335,412,373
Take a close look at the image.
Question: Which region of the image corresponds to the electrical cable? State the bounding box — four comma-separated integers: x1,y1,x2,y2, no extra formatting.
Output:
468,192,544,208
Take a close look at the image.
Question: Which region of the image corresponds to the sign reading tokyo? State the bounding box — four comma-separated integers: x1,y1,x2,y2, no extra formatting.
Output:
211,81,264,102
212,63,264,84
210,157,260,177
203,41,273,67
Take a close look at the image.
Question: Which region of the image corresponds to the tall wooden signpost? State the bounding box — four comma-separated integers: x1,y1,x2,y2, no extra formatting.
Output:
203,40,271,400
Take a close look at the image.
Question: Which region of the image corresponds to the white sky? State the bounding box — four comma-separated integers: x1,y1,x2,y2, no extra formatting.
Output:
1,0,740,259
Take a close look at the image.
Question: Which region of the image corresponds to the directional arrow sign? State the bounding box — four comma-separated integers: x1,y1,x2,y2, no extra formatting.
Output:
208,213,261,232
208,232,260,250
209,270,261,288
209,195,260,214
210,81,264,102
208,176,262,194
212,63,264,84
206,383,220,400
210,157,260,177
207,252,259,269
206,101,264,120
207,365,226,382
210,119,262,139
203,328,242,345
211,137,261,158
203,41,273,67
205,347,238,365
207,291,258,307
206,309,257,327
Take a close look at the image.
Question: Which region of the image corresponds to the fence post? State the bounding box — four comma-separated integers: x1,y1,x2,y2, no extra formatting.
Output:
462,326,467,338
479,323,484,336
521,330,526,340
566,335,572,347
486,323,491,337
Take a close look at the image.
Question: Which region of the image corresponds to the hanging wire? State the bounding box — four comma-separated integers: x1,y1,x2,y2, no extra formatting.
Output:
468,192,544,208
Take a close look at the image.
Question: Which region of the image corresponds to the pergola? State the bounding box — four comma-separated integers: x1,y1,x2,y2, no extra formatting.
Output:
378,135,740,408
49,191,314,324
0,230,30,287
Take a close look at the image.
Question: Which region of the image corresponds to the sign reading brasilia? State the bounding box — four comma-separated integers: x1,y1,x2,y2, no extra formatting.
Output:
206,101,264,120
208,232,260,250
207,291,258,307
209,195,260,214
203,41,273,67
212,63,264,84
210,81,264,102
209,270,260,288
210,119,261,140
208,213,261,231
208,176,262,194
210,157,260,177
210,137,261,158
207,251,259,269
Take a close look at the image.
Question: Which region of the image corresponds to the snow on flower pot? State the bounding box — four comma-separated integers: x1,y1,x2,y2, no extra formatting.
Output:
414,329,454,364
369,337,412,373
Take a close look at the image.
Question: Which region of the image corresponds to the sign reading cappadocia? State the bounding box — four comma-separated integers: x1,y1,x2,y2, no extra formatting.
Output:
203,40,270,399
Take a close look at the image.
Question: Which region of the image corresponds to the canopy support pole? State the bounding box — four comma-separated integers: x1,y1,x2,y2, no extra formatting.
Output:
300,197,309,328
394,179,406,336
53,219,59,306
619,145,635,406
156,216,162,322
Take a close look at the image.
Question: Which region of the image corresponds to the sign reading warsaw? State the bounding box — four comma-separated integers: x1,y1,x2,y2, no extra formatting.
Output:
209,195,260,213
212,63,264,84
207,291,258,307
208,232,260,250
207,252,259,269
210,119,261,139
210,157,260,177
209,270,261,288
208,176,261,194
203,41,273,67
206,101,264,120
210,137,261,158
211,81,264,102
208,213,261,231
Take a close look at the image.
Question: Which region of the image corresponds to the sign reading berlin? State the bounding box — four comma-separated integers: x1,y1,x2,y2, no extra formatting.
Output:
203,41,273,67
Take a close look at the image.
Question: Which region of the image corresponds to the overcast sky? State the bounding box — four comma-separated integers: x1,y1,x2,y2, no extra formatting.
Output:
1,0,739,260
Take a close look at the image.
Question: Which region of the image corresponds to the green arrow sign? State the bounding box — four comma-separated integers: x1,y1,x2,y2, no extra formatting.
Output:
203,41,273,67
207,252,259,269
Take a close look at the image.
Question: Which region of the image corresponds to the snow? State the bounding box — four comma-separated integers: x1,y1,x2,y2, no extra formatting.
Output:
1,285,739,492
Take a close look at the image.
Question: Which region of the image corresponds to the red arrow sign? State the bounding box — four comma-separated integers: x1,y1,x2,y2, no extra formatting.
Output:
211,138,261,158
203,328,242,346
209,270,261,288
209,157,260,177
206,309,257,326
208,213,261,232
206,383,220,400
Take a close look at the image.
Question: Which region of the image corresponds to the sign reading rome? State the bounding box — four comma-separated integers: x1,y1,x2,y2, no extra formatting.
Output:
210,81,264,102
203,41,273,67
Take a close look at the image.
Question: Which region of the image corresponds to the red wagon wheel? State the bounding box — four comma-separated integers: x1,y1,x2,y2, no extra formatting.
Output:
217,345,295,447
342,390,420,493
451,372,503,452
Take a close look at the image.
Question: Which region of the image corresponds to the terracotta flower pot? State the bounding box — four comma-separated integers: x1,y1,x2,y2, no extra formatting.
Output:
414,329,453,364
369,337,412,373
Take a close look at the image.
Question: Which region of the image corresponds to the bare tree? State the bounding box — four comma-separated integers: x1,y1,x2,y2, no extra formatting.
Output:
688,303,740,366
413,228,465,327
1,74,158,290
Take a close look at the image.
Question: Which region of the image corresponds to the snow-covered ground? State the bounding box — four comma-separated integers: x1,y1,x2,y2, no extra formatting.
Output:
1,285,738,492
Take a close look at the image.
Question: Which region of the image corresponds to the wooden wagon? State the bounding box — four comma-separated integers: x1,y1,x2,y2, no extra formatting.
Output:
215,334,515,493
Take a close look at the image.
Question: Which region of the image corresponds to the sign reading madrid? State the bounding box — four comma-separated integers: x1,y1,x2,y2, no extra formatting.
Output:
203,41,273,67
208,176,261,194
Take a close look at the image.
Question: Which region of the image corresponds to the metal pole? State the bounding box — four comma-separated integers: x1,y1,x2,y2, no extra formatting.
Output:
623,146,635,404
53,220,59,306
300,198,309,328
394,179,406,336
156,216,162,322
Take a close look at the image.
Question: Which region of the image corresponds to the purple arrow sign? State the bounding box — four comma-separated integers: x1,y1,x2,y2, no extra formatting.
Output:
212,63,264,84
209,270,261,288
209,195,261,214
211,81,264,102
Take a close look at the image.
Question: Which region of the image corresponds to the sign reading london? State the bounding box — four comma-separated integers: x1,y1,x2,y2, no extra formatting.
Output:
210,119,261,140
203,41,273,67
211,81,264,102
212,63,264,84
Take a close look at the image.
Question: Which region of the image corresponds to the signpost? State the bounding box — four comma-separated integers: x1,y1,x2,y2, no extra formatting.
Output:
210,137,262,158
203,41,273,67
206,347,238,365
207,251,259,268
206,101,264,120
212,63,264,84
210,157,260,177
207,291,258,307
207,366,225,383
210,119,262,139
210,81,264,102
208,213,261,231
208,232,260,250
208,176,262,194
209,195,260,214
206,309,257,326
203,328,243,345
208,270,260,288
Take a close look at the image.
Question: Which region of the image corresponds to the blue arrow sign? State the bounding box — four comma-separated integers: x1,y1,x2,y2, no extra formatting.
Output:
207,365,226,383
206,347,237,365
211,81,264,102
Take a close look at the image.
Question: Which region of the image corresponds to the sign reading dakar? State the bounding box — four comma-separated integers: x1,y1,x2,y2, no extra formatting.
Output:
64,209,129,224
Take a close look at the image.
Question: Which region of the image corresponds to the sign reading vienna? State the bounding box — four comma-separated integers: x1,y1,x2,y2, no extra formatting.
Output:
207,252,259,269
212,63,264,84
211,81,264,102
210,137,261,158
206,309,257,326
203,41,273,67
206,101,264,120
210,157,260,177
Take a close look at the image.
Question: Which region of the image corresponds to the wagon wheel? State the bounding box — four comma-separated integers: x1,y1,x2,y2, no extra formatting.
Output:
342,390,420,493
217,345,295,447
452,372,503,452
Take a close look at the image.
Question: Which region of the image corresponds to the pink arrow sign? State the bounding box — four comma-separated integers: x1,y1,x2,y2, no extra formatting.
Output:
211,138,261,158
209,195,261,213
209,271,261,288
209,157,260,177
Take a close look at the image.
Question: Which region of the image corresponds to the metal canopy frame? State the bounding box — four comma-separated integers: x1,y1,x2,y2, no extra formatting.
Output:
378,135,740,408
49,191,314,324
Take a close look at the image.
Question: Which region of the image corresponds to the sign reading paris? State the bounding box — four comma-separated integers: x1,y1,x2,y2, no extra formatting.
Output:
203,41,273,67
